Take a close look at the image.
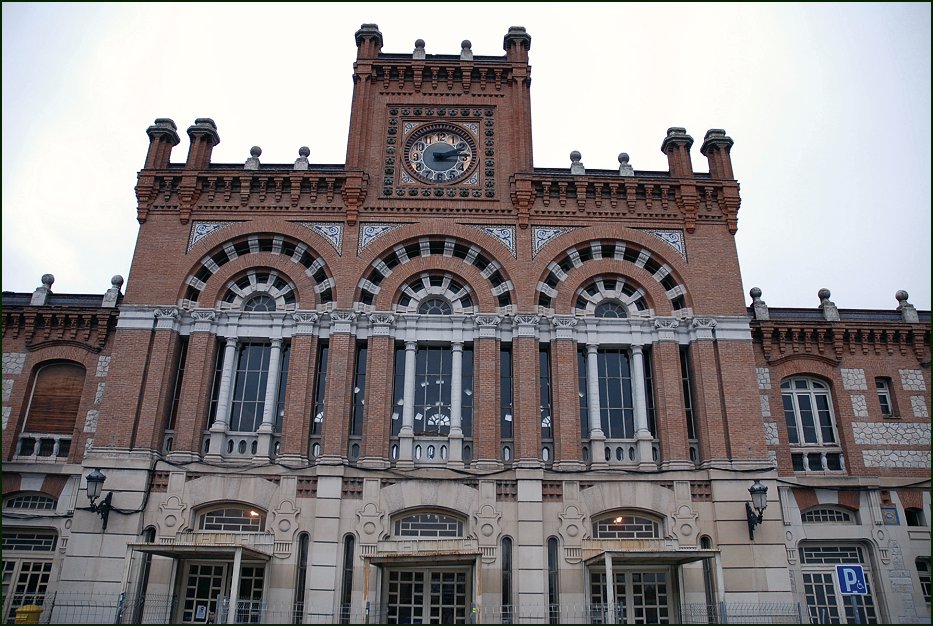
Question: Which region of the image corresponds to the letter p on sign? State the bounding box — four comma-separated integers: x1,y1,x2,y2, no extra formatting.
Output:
835,564,868,595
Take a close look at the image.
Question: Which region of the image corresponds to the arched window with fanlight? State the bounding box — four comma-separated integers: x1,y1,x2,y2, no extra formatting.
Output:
781,376,844,472
592,512,662,539
197,505,266,532
17,361,86,461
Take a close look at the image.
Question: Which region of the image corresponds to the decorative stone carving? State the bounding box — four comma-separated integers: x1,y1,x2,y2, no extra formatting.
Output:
862,450,931,469
329,311,357,334
295,222,343,255
817,288,839,321
359,223,404,254
756,368,771,390
3,353,26,376
94,383,106,405
190,310,216,322
551,316,578,340
618,152,634,177
654,318,680,330
899,369,926,391
368,313,395,336
691,318,717,328
557,505,587,564
154,308,179,319
2,380,12,403
749,287,769,320
187,221,237,252
531,226,576,258
852,422,930,446
910,396,929,419
158,495,189,537
569,150,585,175
850,394,868,417
472,504,502,564
271,499,300,544
514,315,539,337
244,145,261,170
670,504,699,543
3,406,11,430
760,394,771,418
470,225,515,256
840,368,867,390
294,146,310,170
356,502,387,549
644,230,687,260
96,356,112,378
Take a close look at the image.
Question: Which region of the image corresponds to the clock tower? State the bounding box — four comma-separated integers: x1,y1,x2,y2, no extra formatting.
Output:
346,24,533,216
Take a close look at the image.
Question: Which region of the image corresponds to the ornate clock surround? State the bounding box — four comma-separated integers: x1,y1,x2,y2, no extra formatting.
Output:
383,105,497,199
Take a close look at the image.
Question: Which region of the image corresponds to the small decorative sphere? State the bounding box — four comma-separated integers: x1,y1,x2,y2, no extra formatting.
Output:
111,275,124,289
415,39,425,48
750,287,762,299
298,146,310,158
618,152,630,164
461,39,472,49
41,273,54,287
570,150,582,162
250,146,262,158
896,290,909,302
818,288,831,300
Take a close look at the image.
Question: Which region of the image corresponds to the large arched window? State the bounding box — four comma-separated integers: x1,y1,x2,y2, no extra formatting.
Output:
18,362,86,460
392,511,465,538
592,512,661,539
781,377,843,472
197,505,266,532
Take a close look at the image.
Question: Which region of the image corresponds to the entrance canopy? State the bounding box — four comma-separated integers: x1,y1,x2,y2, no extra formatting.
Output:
127,542,272,561
584,548,718,566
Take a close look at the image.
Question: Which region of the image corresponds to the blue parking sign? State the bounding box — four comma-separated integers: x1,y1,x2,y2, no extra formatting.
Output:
836,564,868,595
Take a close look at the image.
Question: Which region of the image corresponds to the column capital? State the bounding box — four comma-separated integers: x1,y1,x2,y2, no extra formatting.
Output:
653,317,680,342
550,315,578,340
190,309,217,332
367,312,395,336
475,314,502,339
328,310,357,334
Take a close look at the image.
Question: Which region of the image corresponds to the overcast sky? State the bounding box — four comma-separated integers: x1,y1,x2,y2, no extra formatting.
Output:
3,2,930,311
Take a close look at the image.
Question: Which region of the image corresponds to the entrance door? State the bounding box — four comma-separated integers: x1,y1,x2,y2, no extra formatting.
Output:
590,569,671,624
181,563,227,623
179,562,267,624
385,568,470,624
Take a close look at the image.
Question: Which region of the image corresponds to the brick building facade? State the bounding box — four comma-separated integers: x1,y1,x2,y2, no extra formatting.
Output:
2,24,930,624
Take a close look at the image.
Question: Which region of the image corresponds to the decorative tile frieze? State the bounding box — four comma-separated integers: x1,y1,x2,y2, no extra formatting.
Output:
470,225,515,256
187,221,238,252
756,368,771,390
763,422,779,446
760,395,771,418
862,450,931,469
3,353,26,375
359,223,404,254
641,229,686,260
852,422,930,446
2,380,12,403
910,396,929,419
899,369,926,391
850,394,868,417
532,226,576,258
295,222,343,255
96,356,112,378
840,368,867,390
84,410,99,433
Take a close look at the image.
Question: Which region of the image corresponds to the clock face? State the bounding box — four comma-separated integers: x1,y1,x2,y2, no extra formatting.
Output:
405,124,476,183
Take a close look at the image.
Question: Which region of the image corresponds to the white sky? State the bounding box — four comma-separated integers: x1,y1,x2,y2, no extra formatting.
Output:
3,2,931,311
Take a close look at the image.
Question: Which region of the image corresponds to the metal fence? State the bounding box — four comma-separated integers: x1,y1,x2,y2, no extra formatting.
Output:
14,593,803,624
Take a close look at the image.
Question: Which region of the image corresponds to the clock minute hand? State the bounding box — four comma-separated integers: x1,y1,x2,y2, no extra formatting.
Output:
435,148,466,160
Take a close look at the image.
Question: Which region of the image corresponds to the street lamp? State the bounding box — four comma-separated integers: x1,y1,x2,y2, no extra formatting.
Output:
85,468,114,530
746,480,768,540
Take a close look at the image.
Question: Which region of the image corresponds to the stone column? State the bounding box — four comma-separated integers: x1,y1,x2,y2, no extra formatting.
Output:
398,340,418,468
586,343,607,467
630,345,654,468
256,338,283,457
206,336,238,460
448,341,464,466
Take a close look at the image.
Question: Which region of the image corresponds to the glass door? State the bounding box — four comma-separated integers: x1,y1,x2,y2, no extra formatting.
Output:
590,568,671,624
